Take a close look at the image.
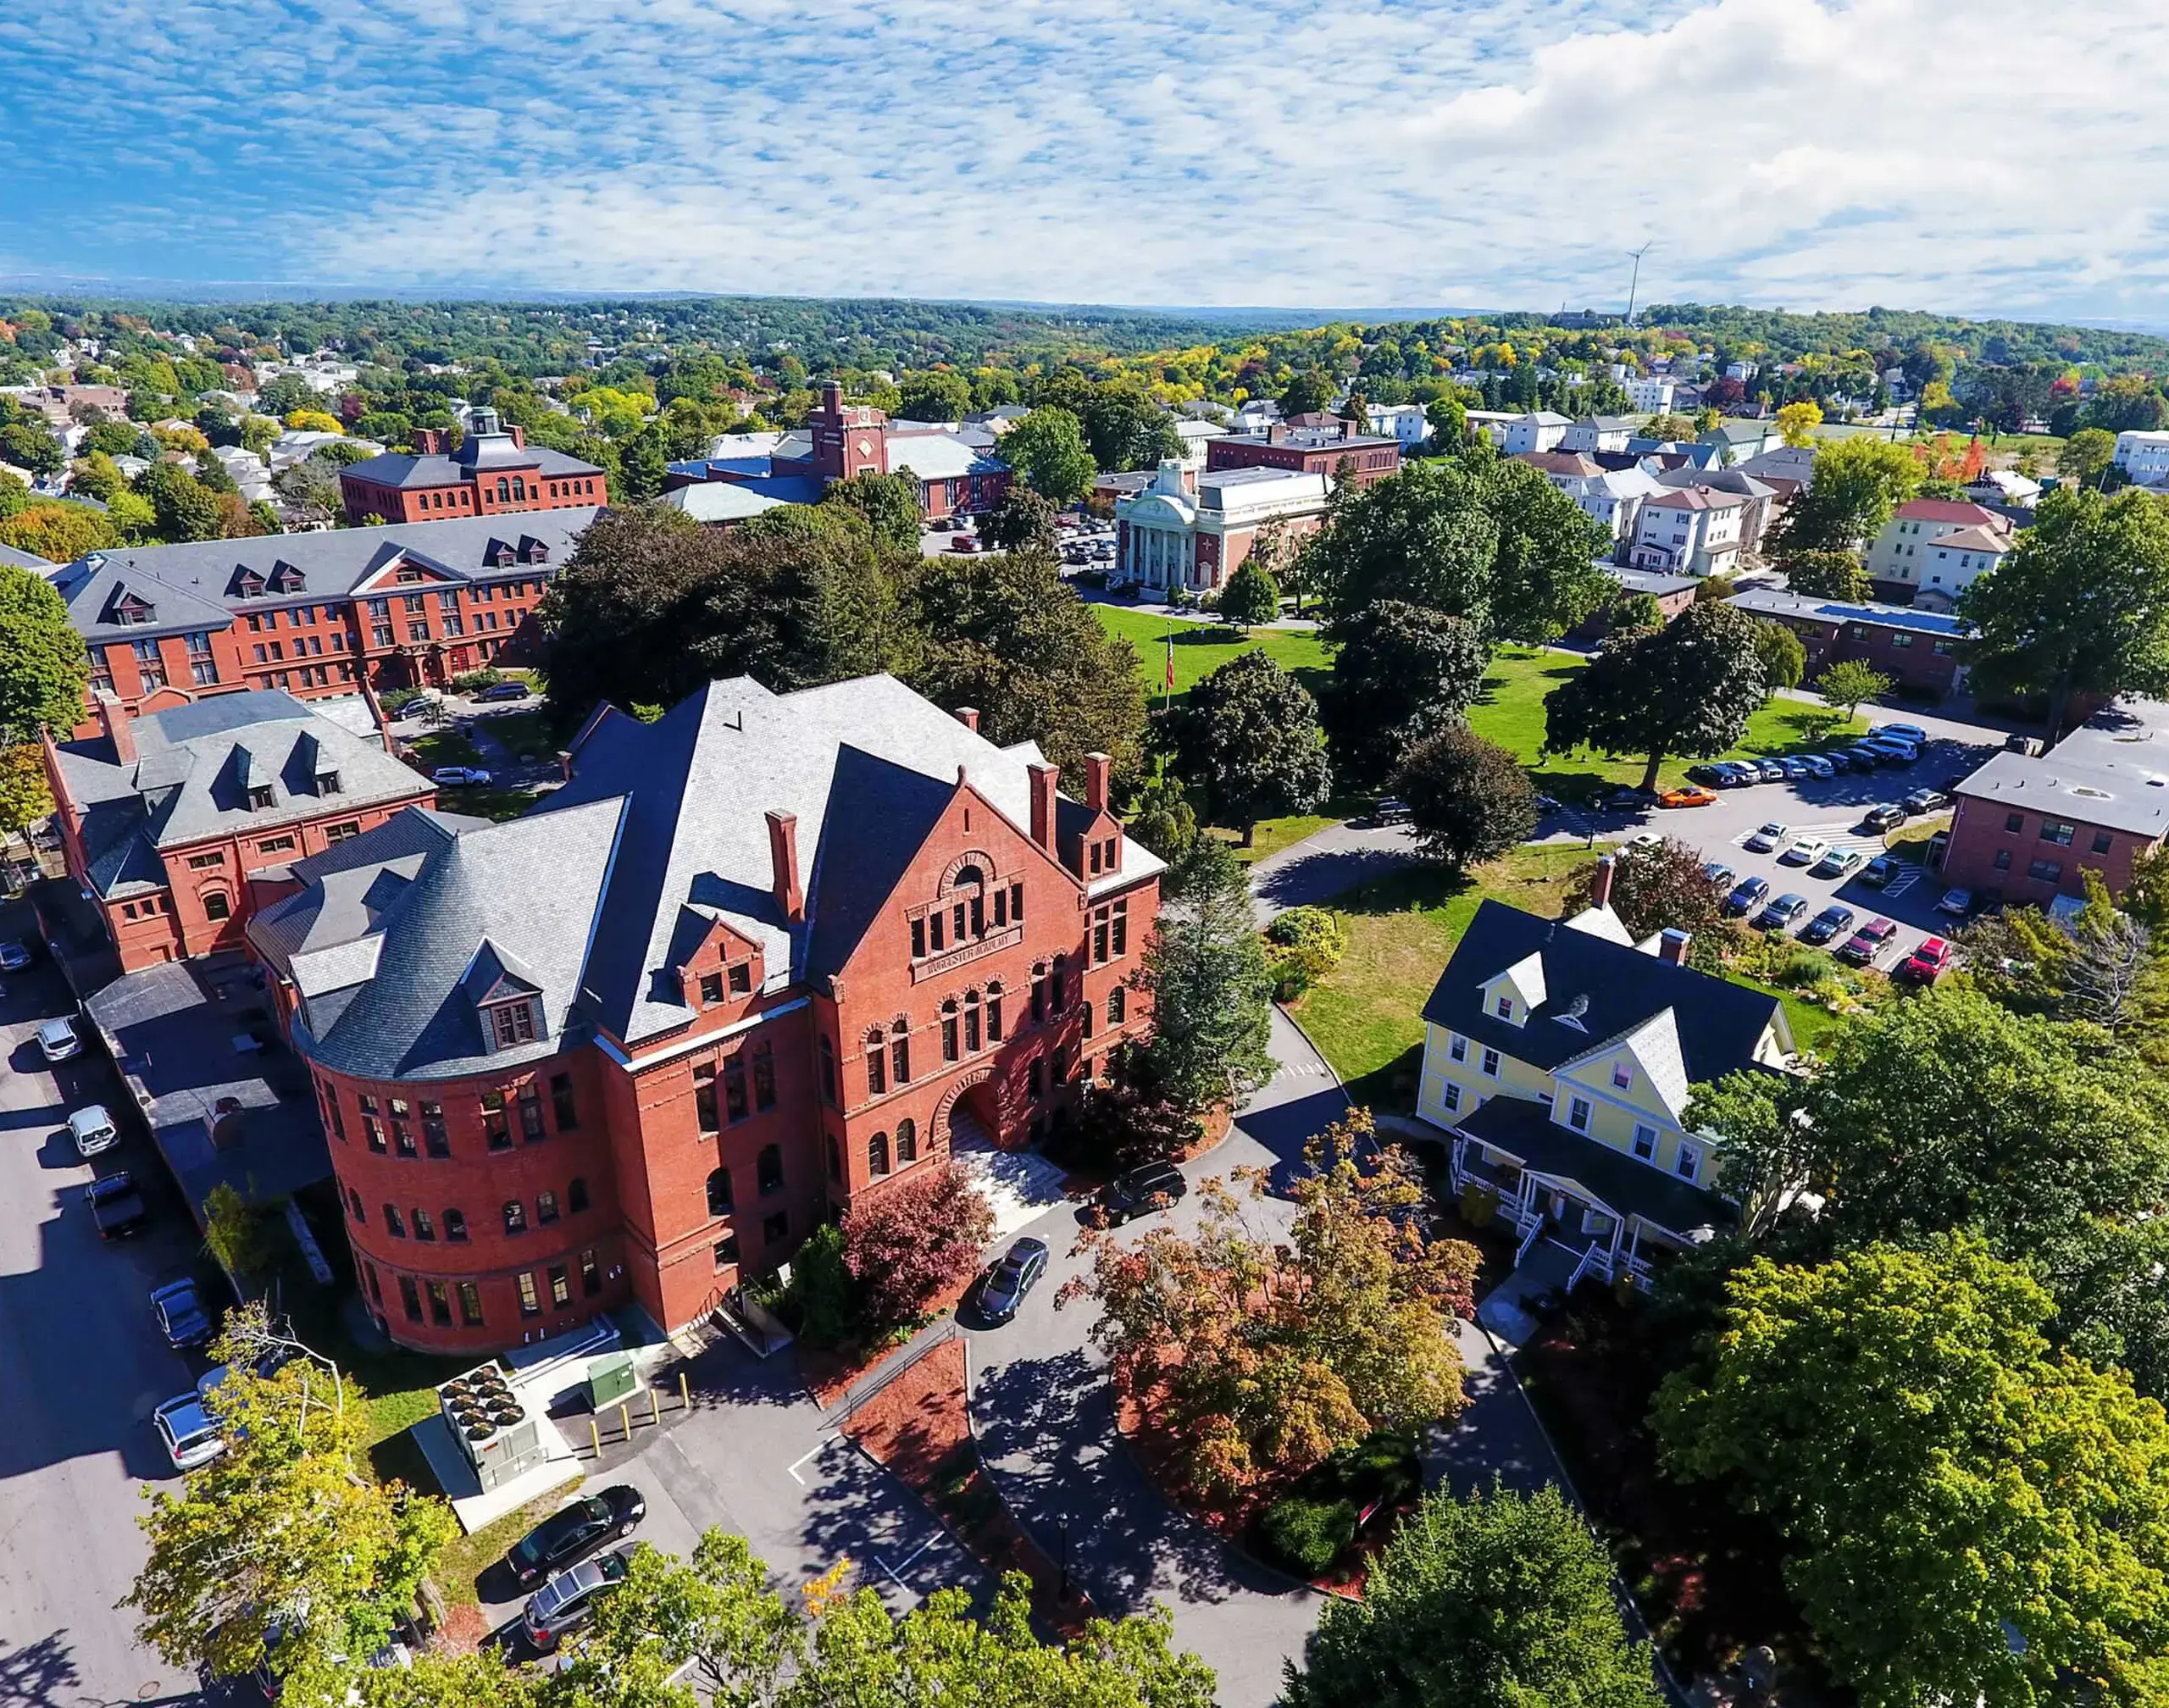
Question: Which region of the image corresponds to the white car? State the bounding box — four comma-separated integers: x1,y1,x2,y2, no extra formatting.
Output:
153,1389,225,1473
1744,822,1789,853
36,1017,80,1063
68,1104,119,1159
430,767,493,787
1779,835,1831,867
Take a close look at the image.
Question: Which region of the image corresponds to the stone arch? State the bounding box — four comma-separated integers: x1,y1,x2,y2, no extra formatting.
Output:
931,1067,997,1152
939,851,998,891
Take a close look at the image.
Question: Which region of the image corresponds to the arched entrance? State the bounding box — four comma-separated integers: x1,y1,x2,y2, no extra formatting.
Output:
931,1068,1006,1156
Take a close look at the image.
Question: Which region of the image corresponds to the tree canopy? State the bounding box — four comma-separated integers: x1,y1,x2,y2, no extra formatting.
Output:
1322,600,1490,789
1166,651,1330,840
0,563,90,744
1132,840,1275,1117
998,407,1097,504
1767,437,1922,557
1395,725,1536,873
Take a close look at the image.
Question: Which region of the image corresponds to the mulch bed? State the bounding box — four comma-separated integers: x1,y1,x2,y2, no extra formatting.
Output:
800,1268,981,1411
1514,1293,1836,1699
1056,1103,1235,1195
840,1338,1095,1638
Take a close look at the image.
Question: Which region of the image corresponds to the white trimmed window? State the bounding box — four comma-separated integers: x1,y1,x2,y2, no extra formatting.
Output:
1567,1096,1592,1132
1633,1123,1658,1161
1441,1082,1462,1113
1480,1047,1501,1078
1675,1141,1701,1183
1449,1034,1467,1062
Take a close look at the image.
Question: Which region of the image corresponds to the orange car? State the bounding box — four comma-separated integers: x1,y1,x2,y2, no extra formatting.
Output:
1657,785,1718,808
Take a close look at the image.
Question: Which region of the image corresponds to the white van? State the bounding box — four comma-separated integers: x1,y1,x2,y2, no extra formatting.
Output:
68,1104,119,1159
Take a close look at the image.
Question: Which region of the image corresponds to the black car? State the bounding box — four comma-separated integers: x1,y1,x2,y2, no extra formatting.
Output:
1102,1161,1189,1224
1755,892,1810,932
1799,903,1856,946
86,1172,147,1239
1722,875,1771,917
1861,854,1898,888
476,681,530,702
508,1485,646,1587
977,1236,1050,1325
1861,803,1908,832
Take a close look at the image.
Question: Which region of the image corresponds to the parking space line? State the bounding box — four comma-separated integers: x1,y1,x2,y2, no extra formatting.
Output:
786,1432,839,1486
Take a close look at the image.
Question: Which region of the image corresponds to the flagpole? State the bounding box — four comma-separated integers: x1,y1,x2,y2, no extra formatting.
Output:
1163,634,1175,713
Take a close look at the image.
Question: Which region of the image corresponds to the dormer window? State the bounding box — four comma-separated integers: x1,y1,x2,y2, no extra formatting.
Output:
486,998,537,1050
316,768,341,796
1494,995,1513,1020
521,538,550,563
247,784,275,811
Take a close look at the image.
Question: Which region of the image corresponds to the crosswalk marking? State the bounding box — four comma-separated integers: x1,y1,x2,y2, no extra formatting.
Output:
1729,821,1884,862
1881,867,1924,897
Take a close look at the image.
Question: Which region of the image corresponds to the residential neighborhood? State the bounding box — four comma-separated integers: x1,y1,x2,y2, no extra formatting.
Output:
3,10,2169,1708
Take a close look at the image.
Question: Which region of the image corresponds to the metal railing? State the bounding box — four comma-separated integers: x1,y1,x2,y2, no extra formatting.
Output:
829,1321,959,1428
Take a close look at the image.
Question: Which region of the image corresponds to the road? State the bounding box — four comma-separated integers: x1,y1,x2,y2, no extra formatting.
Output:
0,897,210,1708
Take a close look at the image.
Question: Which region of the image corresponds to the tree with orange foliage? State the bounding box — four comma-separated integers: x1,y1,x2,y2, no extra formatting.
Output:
1059,1110,1477,1499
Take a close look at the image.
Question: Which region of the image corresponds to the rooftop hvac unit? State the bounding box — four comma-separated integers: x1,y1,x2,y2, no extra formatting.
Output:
436,1362,548,1490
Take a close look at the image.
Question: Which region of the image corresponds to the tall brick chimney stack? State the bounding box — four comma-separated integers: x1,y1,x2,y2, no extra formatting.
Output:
1083,752,1111,812
95,690,136,765
953,707,979,733
1588,854,1616,909
1659,929,1692,966
765,810,804,923
1028,762,1059,851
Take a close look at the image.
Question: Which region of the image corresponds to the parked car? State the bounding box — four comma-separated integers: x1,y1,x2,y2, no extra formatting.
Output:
1102,1161,1188,1224
1753,758,1787,783
1534,793,1562,814
475,681,530,702
1744,822,1789,852
1861,738,1917,764
86,1171,147,1239
1798,754,1834,779
1937,886,1974,918
1702,861,1737,890
1861,854,1899,888
976,1236,1051,1325
1777,756,1813,781
1861,803,1908,832
1836,917,1900,966
1608,786,1653,809
0,939,33,972
1845,746,1891,770
1625,831,1665,853
1686,764,1729,786
1897,936,1956,984
68,1103,119,1159
1878,722,1929,745
36,1017,80,1062
1902,788,1950,813
1799,903,1856,946
150,1278,214,1350
1656,785,1717,808
947,535,979,553
521,1551,632,1651
1708,761,1756,787
1818,750,1855,774
1811,846,1864,880
1723,875,1772,917
508,1487,647,1588
1756,893,1811,932
1371,796,1412,825
430,767,492,787
1779,835,1829,866
153,1389,225,1473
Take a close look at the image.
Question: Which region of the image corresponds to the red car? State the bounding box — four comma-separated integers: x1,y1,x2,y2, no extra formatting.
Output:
1897,936,1954,984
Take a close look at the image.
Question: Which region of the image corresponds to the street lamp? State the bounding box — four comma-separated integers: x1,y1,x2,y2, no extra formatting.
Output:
1058,1511,1072,1602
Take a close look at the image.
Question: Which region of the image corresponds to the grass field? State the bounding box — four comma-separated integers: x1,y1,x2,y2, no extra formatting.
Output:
1090,605,1331,704
1289,845,1853,1107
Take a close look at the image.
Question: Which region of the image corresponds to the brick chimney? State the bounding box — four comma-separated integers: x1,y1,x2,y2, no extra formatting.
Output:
508,424,526,450
1028,762,1059,851
953,706,979,733
414,428,447,456
1266,422,1288,446
764,810,804,923
1659,928,1691,966
1083,751,1111,812
821,380,846,418
1587,854,1615,909
95,690,136,765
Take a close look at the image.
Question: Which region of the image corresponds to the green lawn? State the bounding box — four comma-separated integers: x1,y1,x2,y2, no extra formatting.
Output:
1289,845,1861,1107
408,729,483,769
1090,605,1331,705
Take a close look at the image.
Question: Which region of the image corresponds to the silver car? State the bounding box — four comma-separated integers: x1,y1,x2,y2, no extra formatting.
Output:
36,1017,80,1062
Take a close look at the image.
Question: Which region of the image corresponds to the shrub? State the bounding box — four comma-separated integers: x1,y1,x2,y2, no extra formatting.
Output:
450,668,505,695
379,686,425,716
788,1223,857,1346
1260,1495,1359,1577
1459,1182,1496,1227
1266,906,1348,980
1271,957,1312,1003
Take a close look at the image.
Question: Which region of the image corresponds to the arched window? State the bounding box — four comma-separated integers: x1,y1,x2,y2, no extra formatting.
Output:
868,1131,890,1176
941,997,960,1062
948,862,986,937
444,1208,468,1243
707,1167,733,1217
890,1017,910,1086
1031,961,1049,1023
1107,984,1126,1025
964,988,982,1053
1082,999,1095,1038
865,1027,887,1096
1051,953,1068,1014
896,1117,918,1163
512,476,527,502
986,980,1004,1040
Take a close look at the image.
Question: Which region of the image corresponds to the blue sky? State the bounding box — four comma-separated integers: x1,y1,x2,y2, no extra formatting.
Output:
0,0,2159,320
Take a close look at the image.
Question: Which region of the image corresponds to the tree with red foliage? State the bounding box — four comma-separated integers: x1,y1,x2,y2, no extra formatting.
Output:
840,1163,995,1333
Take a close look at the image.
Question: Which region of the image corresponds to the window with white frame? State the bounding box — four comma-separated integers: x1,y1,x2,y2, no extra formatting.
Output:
1441,1082,1462,1113
1675,1141,1700,1182
1567,1096,1592,1131
1449,1033,1467,1062
1480,1047,1501,1078
1633,1123,1658,1160
1494,994,1513,1019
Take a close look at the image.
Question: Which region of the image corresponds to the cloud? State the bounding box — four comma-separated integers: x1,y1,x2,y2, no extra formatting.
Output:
0,0,2156,320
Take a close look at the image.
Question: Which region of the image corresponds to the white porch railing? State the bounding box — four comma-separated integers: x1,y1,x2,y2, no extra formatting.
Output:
1514,1217,1545,1267
1567,1242,1611,1292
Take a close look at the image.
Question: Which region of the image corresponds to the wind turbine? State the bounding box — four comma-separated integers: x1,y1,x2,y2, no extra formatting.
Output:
1624,242,1655,325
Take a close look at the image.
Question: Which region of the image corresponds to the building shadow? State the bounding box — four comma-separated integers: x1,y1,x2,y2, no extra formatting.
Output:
0,1632,81,1708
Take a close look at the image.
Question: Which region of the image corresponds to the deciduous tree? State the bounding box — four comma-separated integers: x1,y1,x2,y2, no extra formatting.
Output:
0,498,119,563
2061,426,2116,486
1131,840,1275,1117
1167,651,1330,842
1767,437,1922,557
1960,486,2169,739
1654,1237,2169,1708
1284,1483,1662,1708
1812,657,1892,722
1775,399,1823,446
980,485,1058,554
1394,725,1536,873
1063,1111,1476,1497
999,407,1096,504
0,741,55,838
1218,559,1279,629
896,369,973,423
840,1163,993,1332
1564,840,1728,945
1751,619,1805,692
1321,601,1491,789
0,564,90,745
1543,600,1770,793
1779,549,1871,600
819,470,921,554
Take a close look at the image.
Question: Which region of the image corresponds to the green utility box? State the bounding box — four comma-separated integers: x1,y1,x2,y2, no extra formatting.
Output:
588,1352,639,1410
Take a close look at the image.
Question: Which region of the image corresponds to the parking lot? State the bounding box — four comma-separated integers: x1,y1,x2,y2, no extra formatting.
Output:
1547,710,2007,973
0,897,212,1705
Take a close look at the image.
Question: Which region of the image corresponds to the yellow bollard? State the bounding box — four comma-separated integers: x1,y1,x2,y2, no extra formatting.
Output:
680,1371,690,1412
591,1417,602,1457
620,1402,630,1442
651,1389,662,1427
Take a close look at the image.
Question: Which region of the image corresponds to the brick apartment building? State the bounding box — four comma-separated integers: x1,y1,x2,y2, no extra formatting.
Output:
43,690,437,969
1729,587,1972,696
336,407,607,526
247,673,1162,1352
1205,420,1402,488
49,510,591,730
1942,702,2169,907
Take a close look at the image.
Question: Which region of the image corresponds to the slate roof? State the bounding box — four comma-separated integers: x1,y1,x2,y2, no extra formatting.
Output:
1454,1094,1737,1238
53,690,434,898
885,434,1008,482
1421,899,1782,1084
49,510,599,642
339,430,602,491
0,541,53,569
1731,586,1971,637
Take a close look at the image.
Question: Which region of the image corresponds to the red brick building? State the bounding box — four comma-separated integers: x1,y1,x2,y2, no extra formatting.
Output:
249,674,1162,1352
1942,703,2169,907
761,383,1013,520
43,690,438,970
1730,587,1972,696
336,408,606,526
49,510,591,731
1205,421,1402,488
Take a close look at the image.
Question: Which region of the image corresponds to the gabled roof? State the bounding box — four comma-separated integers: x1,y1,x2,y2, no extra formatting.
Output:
1924,524,2011,555
1422,899,1783,1084
1893,497,2005,527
